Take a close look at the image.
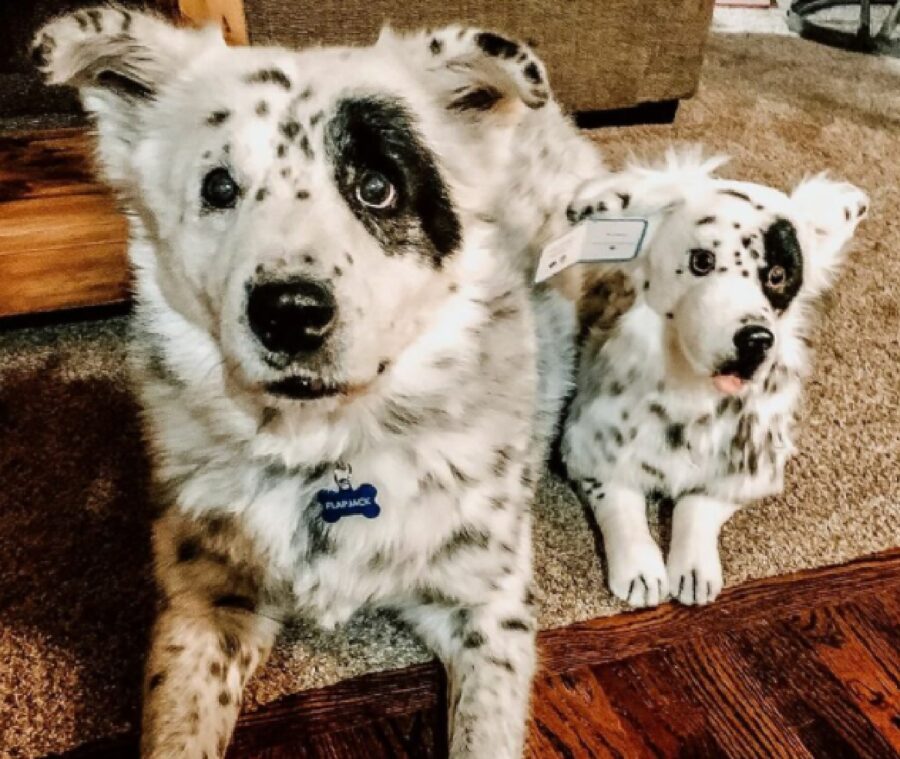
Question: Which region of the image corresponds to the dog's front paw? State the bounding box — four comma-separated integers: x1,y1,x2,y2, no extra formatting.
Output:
566,177,633,224
667,546,724,606
607,539,669,608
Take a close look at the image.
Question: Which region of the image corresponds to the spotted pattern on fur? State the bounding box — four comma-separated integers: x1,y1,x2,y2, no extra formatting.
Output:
563,153,867,609
34,7,606,758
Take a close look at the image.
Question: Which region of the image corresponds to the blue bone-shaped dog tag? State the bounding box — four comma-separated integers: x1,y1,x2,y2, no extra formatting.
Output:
316,464,380,523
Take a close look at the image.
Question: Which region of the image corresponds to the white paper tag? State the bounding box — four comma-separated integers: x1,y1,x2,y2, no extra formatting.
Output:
535,218,648,283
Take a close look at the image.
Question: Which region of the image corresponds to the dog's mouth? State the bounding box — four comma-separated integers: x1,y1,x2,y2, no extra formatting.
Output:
712,359,762,396
712,373,745,395
266,375,349,400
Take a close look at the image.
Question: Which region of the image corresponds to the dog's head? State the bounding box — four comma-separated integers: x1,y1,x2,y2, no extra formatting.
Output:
34,8,551,406
604,155,868,394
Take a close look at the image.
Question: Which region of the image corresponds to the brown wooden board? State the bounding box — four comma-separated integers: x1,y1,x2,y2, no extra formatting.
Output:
0,129,129,317
57,548,900,758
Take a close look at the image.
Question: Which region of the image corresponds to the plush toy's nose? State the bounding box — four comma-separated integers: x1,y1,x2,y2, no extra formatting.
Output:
734,325,774,356
247,279,336,356
732,325,774,376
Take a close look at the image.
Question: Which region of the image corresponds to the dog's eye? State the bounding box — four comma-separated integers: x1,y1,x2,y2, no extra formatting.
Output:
356,171,396,210
689,248,716,276
767,265,787,289
202,168,240,209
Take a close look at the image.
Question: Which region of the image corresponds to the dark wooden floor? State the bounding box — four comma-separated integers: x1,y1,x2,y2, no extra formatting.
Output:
236,551,900,759
529,597,900,758
65,550,900,759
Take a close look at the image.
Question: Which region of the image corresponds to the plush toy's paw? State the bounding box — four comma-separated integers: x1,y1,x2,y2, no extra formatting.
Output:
607,539,669,608
667,545,724,606
566,177,633,224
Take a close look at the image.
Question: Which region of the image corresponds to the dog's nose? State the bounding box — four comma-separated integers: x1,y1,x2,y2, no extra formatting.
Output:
733,325,774,371
247,279,336,355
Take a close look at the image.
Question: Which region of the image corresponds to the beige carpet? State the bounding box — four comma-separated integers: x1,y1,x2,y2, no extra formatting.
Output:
1,33,899,758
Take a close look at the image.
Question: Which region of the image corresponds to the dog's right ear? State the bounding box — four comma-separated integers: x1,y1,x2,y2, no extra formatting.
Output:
380,25,551,123
32,7,223,128
789,175,868,296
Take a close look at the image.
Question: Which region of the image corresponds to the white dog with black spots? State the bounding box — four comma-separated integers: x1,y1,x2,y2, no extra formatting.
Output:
562,152,868,608
33,6,605,758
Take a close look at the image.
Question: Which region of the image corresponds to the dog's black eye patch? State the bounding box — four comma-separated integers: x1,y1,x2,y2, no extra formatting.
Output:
325,96,461,266
760,218,803,310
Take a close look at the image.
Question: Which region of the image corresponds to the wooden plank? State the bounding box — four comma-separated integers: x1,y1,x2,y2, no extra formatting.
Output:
528,667,651,759
58,549,900,758
537,548,900,673
591,649,723,758
227,661,446,755
729,620,897,758
0,129,129,317
789,602,900,751
228,547,900,756
662,635,814,758
245,711,443,758
0,130,102,201
0,240,129,315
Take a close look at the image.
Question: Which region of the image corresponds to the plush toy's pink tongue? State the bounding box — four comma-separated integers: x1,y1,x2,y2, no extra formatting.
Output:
713,374,745,395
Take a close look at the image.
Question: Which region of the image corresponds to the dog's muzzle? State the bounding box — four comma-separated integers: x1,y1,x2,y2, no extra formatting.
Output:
713,324,774,394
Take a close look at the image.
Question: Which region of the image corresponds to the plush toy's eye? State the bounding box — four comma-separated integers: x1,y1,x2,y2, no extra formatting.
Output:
689,248,716,276
202,167,240,209
356,171,396,210
767,265,787,289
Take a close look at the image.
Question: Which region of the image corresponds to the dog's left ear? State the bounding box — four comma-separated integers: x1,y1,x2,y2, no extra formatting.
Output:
32,7,225,189
32,8,224,133
790,175,869,295
380,25,551,122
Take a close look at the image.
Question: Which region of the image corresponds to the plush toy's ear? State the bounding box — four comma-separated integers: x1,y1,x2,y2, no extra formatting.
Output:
32,7,223,123
790,175,868,296
379,25,551,121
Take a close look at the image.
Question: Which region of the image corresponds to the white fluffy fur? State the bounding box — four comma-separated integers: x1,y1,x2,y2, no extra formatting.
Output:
562,151,868,607
33,7,604,758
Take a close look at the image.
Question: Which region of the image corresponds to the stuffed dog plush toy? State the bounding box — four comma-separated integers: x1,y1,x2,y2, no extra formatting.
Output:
562,152,868,607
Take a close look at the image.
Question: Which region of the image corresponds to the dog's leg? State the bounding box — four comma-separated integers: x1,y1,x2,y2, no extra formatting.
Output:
566,176,643,224
383,25,551,111
142,597,279,758
586,482,668,607
565,152,726,225
404,596,536,758
667,494,739,606
141,515,281,758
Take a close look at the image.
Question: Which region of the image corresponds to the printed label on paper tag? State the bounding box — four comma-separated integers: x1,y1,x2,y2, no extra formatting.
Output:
535,218,648,283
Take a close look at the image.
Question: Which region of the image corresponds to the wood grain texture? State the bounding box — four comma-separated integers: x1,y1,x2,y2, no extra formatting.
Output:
240,711,444,759
0,129,129,317
59,549,900,759
229,661,447,755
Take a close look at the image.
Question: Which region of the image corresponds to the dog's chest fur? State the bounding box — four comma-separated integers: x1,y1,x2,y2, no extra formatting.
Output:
140,269,550,625
565,303,804,505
